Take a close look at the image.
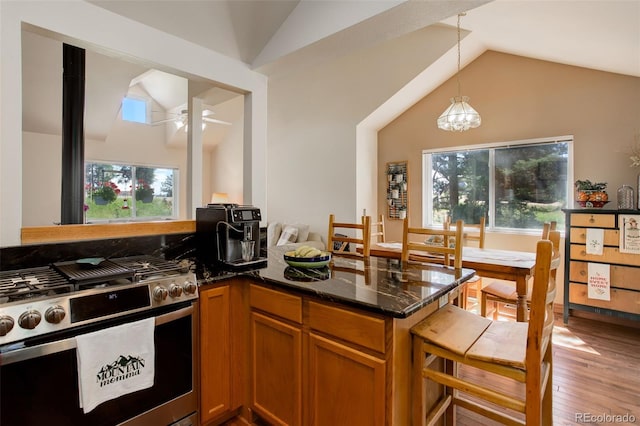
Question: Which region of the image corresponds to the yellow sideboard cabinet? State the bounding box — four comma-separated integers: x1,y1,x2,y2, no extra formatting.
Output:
563,209,640,323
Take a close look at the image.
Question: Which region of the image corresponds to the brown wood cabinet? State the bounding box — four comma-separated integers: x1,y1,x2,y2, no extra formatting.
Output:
249,285,303,425
199,277,443,425
251,311,303,425
199,282,246,426
308,333,385,426
200,285,232,424
563,209,640,323
248,284,389,425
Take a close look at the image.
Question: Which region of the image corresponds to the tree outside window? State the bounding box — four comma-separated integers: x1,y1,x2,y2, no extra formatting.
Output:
426,138,570,231
84,162,177,222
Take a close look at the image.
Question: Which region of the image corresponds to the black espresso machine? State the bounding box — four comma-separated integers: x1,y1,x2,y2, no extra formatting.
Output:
196,203,268,271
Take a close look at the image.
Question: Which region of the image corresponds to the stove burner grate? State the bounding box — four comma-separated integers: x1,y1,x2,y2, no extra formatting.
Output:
111,256,189,281
0,266,73,302
52,259,135,287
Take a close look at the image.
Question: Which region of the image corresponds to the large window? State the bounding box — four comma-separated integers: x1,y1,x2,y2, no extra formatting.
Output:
423,137,571,232
84,162,178,222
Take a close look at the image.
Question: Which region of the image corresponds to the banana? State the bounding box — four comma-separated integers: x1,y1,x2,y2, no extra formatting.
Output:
292,245,323,258
305,248,322,258
294,245,313,257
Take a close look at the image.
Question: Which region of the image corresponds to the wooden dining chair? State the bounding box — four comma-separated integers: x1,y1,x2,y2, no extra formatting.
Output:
411,230,560,426
480,221,557,319
457,216,486,310
370,214,386,243
401,218,464,269
327,214,371,258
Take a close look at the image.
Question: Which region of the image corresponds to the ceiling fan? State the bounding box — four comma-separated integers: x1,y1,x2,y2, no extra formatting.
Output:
151,108,231,129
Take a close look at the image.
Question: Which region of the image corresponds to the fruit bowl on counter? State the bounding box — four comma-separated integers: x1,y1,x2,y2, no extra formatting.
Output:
284,246,332,268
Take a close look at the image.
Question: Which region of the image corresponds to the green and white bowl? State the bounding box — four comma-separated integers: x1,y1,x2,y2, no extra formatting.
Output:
283,251,332,268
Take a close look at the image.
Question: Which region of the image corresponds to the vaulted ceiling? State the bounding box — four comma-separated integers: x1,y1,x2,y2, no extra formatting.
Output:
22,0,639,143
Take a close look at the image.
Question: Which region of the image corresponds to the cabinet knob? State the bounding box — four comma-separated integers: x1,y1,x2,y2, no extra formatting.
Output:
580,250,586,256
580,269,586,276
589,215,595,223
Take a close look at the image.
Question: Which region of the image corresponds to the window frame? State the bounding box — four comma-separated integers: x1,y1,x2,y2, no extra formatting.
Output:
422,135,574,233
84,160,179,223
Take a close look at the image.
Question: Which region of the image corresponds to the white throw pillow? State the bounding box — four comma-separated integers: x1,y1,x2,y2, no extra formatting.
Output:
277,225,299,246
267,222,282,247
283,223,310,243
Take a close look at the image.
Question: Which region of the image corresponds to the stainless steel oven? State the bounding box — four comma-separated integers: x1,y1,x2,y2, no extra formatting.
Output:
0,256,199,426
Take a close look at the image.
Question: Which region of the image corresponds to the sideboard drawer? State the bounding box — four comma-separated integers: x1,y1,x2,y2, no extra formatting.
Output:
570,213,615,228
568,261,640,291
569,244,640,267
569,228,619,246
569,283,640,314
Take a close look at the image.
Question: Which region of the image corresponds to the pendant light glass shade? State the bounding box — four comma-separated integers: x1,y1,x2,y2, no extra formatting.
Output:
437,13,481,132
437,96,481,132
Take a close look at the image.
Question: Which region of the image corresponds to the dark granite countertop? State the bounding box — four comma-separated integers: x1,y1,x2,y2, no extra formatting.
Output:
242,247,475,319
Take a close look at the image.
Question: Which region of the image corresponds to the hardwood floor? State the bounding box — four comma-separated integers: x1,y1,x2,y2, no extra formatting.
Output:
455,297,640,425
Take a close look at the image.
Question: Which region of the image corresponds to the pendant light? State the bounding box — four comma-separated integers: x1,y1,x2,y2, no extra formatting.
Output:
437,13,481,132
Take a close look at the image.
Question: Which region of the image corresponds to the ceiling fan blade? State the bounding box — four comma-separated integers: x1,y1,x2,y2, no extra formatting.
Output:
150,117,176,126
203,117,232,125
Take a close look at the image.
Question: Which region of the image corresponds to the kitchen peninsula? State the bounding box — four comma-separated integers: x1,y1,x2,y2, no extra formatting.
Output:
199,247,475,426
1,227,474,426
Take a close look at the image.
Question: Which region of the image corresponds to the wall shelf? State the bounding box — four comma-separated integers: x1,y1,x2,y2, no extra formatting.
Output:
386,161,408,220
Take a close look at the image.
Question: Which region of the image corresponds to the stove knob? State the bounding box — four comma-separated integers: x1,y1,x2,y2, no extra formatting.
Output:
18,310,42,330
0,315,15,336
45,305,66,324
153,286,168,302
183,280,197,295
169,283,183,298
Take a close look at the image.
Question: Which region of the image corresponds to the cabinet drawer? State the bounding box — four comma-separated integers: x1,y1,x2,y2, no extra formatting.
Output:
307,301,386,354
569,282,640,314
250,284,302,324
570,227,619,246
570,245,640,267
570,213,615,228
569,261,640,291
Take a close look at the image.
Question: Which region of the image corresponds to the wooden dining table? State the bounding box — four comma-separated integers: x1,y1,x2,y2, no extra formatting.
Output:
367,242,538,322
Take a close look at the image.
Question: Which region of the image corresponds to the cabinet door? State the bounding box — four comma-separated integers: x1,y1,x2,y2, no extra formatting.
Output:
251,311,302,426
308,333,385,426
200,285,231,424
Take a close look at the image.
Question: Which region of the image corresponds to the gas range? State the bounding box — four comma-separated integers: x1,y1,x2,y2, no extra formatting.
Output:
0,256,198,346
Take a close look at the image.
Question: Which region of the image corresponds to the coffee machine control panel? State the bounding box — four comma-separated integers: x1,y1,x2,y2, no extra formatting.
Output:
229,207,262,223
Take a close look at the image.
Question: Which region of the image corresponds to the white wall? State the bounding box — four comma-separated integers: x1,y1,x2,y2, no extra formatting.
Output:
208,96,245,205
22,132,62,227
0,0,267,246
266,25,456,239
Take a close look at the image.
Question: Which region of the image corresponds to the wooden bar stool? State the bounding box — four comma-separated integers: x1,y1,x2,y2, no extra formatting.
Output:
411,230,560,426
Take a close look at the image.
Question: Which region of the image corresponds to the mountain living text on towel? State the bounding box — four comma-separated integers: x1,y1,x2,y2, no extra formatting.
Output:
76,317,155,413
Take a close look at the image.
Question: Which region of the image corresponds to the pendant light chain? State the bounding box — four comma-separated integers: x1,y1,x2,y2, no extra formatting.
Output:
456,13,463,97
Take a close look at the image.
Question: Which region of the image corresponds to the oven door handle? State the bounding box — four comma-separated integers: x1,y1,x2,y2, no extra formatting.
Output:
0,304,194,366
